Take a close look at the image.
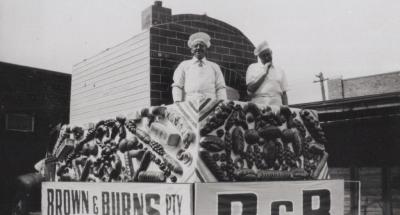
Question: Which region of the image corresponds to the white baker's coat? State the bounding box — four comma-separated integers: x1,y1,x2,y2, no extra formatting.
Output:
171,57,227,101
246,61,288,106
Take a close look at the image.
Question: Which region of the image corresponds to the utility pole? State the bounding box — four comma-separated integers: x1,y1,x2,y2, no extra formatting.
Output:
313,72,329,101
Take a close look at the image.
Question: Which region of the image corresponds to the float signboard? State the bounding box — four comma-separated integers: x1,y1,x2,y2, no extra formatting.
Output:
195,180,344,215
42,182,193,215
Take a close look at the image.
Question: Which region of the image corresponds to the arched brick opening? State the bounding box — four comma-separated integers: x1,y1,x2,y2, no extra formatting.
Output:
147,7,256,105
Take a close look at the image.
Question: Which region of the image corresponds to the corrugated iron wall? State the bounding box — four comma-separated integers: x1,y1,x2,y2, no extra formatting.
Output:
70,31,151,124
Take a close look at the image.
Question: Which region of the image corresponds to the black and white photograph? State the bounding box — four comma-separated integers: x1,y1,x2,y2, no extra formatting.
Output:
0,0,399,214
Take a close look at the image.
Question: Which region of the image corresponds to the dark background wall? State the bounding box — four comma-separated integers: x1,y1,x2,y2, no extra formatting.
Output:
0,62,71,214
323,115,400,215
322,115,400,167
143,1,257,105
293,92,400,215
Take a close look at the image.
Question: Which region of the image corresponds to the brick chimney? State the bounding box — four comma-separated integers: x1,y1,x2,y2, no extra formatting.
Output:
141,1,172,30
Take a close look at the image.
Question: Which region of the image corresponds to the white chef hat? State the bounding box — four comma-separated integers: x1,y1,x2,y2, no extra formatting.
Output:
254,40,271,56
188,32,211,48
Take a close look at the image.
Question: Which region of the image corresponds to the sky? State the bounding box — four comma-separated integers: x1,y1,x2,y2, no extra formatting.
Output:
1,0,400,104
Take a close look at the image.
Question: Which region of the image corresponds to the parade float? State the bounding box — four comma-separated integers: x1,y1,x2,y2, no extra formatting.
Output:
41,99,344,215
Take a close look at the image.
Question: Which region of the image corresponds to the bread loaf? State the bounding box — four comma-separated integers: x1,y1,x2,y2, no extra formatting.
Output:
150,122,181,147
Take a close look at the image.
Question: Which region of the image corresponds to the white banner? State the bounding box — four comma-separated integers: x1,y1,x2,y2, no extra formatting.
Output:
42,182,193,215
195,180,344,215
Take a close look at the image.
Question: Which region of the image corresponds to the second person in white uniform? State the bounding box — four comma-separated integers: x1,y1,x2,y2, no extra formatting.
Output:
246,41,289,106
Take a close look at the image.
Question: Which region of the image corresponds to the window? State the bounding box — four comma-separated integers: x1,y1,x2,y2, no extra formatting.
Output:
5,113,35,132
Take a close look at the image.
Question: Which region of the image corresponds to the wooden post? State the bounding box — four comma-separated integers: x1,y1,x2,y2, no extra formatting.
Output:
350,166,360,215
313,72,329,101
382,167,392,215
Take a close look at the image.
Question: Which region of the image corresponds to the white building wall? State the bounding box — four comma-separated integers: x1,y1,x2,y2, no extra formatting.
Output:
70,31,150,125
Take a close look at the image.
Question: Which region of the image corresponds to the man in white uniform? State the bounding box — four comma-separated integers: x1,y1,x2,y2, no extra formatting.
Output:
171,32,227,102
246,41,288,106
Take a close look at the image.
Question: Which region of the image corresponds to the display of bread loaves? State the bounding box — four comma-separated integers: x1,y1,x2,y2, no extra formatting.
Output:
45,99,329,183
49,103,198,183
197,99,328,182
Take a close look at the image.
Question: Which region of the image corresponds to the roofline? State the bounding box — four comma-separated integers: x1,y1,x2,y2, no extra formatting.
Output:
0,61,71,77
291,92,400,111
334,70,400,81
171,13,255,47
73,29,150,68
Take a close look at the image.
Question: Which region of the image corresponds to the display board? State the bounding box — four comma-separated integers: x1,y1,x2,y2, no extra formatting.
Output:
46,98,329,183
195,180,344,215
197,99,328,182
42,182,192,215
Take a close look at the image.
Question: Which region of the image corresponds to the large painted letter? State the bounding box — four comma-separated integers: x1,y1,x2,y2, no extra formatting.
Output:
303,189,331,215
217,193,257,215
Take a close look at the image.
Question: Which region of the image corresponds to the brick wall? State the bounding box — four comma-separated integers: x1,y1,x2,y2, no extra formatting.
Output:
0,62,71,130
0,62,71,157
328,71,400,99
0,62,71,214
141,1,172,29
145,3,257,105
69,2,257,118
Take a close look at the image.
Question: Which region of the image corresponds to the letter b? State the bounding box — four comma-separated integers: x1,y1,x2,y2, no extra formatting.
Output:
303,189,331,215
217,193,257,215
